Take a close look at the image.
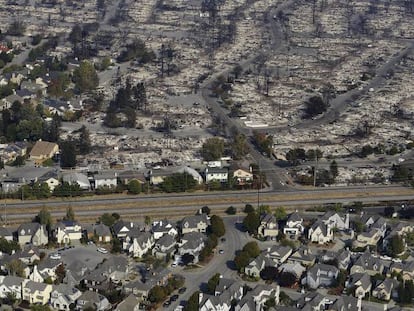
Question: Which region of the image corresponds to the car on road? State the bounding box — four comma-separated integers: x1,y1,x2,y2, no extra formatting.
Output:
171,263,177,268
220,237,226,242
163,300,170,307
50,253,61,260
97,247,108,254
170,294,179,301
219,249,224,254
178,287,186,294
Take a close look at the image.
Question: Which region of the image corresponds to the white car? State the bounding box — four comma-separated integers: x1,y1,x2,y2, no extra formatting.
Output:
50,253,61,260
97,247,108,254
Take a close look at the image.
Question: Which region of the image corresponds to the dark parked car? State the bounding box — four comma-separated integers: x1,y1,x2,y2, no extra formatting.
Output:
178,287,186,294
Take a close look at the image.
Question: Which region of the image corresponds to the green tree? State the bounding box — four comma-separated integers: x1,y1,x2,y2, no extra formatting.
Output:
111,238,122,253
244,204,255,213
274,207,287,220
201,137,225,161
231,133,249,160
159,173,197,193
127,180,141,194
184,291,200,311
35,206,52,226
78,125,91,154
148,285,166,303
353,220,364,233
7,259,25,277
210,215,225,237
64,206,75,221
99,213,117,227
330,160,339,179
243,241,260,258
55,264,66,284
303,95,328,118
73,61,99,93
243,211,260,234
207,273,221,294
201,206,211,215
60,141,76,168
278,271,298,287
0,237,20,255
388,234,405,257
225,206,237,215
12,155,25,167
234,251,250,271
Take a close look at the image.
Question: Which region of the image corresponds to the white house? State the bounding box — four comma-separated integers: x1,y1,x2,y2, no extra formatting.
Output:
94,171,117,188
205,167,229,183
283,212,304,236
124,232,154,258
308,221,334,244
303,264,339,289
0,275,24,299
53,221,83,244
50,284,82,311
321,211,349,230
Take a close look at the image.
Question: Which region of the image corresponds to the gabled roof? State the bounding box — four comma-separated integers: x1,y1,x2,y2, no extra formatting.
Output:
30,141,58,158
287,212,302,222
349,272,371,290
180,213,210,228
18,223,41,236
94,223,111,237
116,294,140,311
0,227,13,237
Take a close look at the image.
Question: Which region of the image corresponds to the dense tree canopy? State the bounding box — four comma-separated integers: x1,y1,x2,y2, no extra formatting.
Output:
201,137,225,161
73,61,99,93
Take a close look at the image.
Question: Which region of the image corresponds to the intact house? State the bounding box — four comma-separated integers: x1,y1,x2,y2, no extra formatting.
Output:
388,261,414,282
199,281,244,311
288,246,316,267
93,224,112,243
0,275,25,300
308,220,334,244
152,219,178,240
283,212,304,237
62,172,91,190
321,211,350,230
245,254,276,278
50,284,82,311
231,164,253,186
76,290,111,311
302,263,339,289
350,250,384,276
0,227,13,241
152,234,177,260
263,245,293,265
22,280,53,305
17,223,48,246
29,258,62,283
372,278,399,301
93,171,118,189
112,220,137,240
346,273,372,298
180,214,210,234
53,220,83,244
98,256,129,283
178,232,206,263
319,249,351,270
258,213,279,240
115,294,141,311
29,140,59,165
123,232,155,258
205,167,229,184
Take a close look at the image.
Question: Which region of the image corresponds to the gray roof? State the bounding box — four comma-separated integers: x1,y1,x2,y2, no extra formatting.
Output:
62,172,90,187
266,245,292,258
349,272,371,290
94,223,111,237
25,280,48,292
180,214,210,229
2,276,24,287
155,234,176,248
287,212,302,222
18,223,41,236
116,294,140,311
0,227,13,237
307,263,338,280
94,171,117,180
330,295,359,311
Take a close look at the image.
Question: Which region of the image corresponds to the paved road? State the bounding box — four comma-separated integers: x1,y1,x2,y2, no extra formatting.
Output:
166,217,253,310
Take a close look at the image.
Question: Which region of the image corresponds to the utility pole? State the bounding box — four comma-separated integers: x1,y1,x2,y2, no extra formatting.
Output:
313,153,318,187
257,161,260,209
